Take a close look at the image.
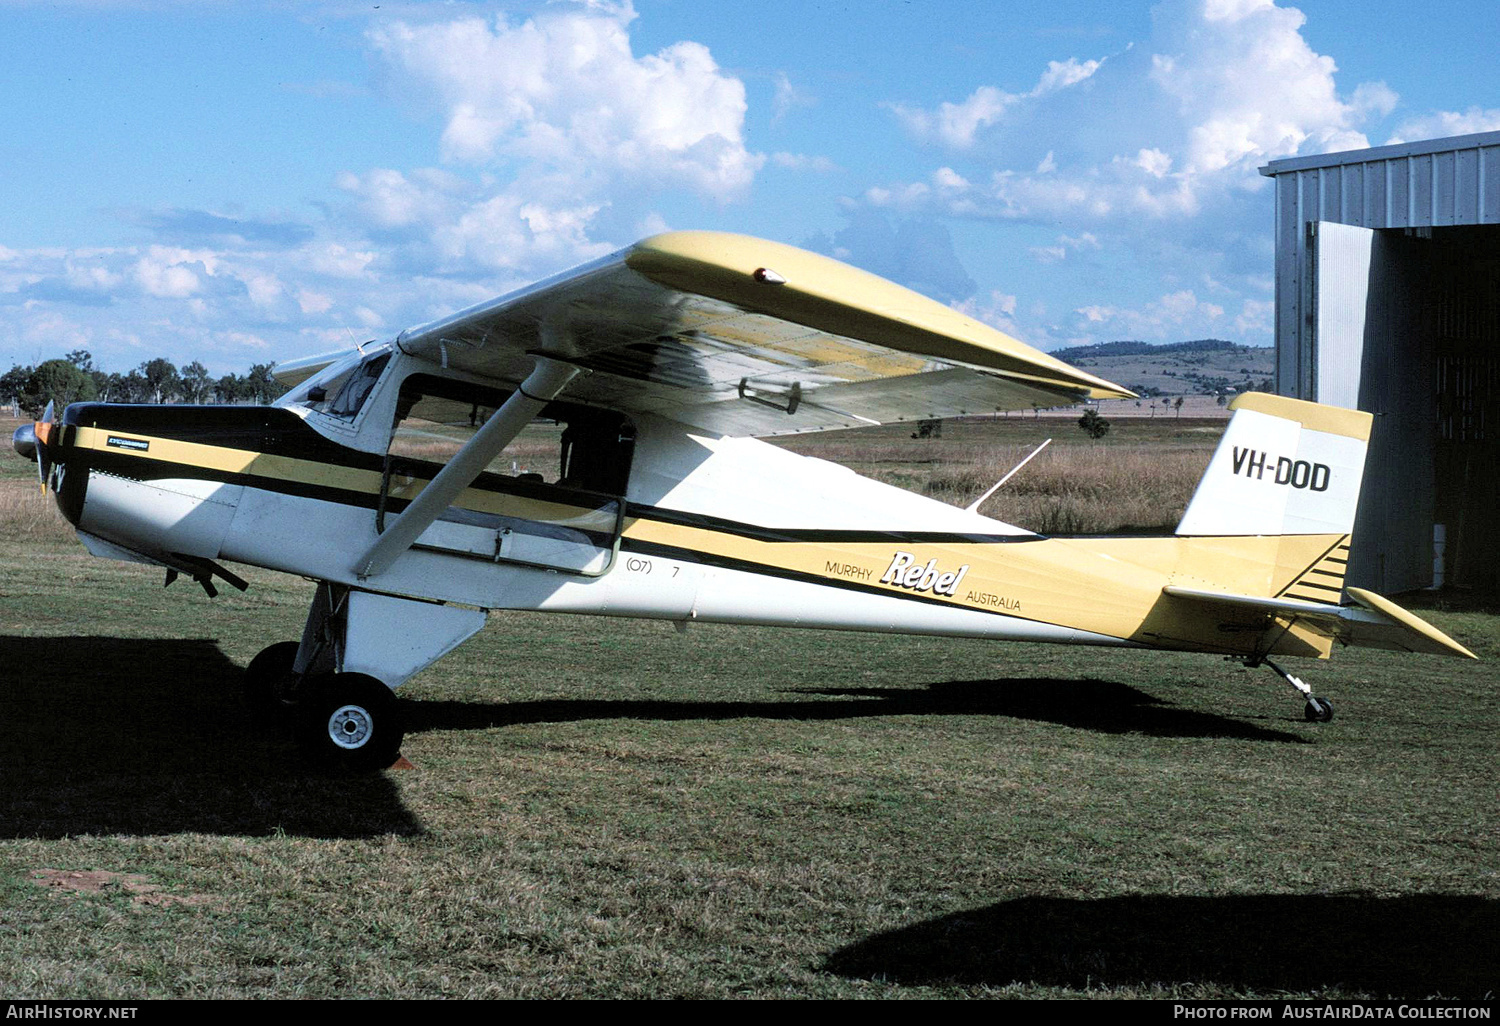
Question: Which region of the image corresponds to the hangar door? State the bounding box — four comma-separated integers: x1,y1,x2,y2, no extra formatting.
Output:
1312,222,1500,593
1311,222,1434,593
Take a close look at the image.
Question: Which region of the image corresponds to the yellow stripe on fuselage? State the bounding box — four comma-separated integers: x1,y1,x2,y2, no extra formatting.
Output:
75,426,1345,655
74,426,602,526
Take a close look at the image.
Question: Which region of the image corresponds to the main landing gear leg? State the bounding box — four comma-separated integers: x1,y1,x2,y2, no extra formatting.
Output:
1253,657,1334,723
244,583,488,771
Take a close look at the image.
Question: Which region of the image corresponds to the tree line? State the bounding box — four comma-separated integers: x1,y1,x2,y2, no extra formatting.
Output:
1,350,289,417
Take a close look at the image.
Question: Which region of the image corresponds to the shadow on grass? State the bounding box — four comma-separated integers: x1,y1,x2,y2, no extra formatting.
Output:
0,636,421,840
824,893,1499,998
406,678,1304,743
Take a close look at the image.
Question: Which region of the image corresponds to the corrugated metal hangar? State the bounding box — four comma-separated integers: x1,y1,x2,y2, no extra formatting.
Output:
1260,131,1500,594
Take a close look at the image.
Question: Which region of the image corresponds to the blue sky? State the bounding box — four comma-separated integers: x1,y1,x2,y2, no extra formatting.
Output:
2,0,1497,375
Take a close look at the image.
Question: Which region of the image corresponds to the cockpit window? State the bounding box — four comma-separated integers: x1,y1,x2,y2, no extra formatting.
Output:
326,353,390,417
389,373,634,495
379,372,635,577
284,350,390,420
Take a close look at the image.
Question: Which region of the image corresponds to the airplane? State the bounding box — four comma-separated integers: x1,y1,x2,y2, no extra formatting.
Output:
11,231,1476,771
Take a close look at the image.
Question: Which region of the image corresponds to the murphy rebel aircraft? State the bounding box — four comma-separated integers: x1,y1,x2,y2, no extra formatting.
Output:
13,232,1475,769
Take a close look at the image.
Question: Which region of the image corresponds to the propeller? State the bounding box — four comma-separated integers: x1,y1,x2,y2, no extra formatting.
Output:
10,401,51,482
34,401,54,491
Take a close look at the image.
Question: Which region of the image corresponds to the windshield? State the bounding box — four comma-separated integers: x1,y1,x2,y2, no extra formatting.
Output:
281,348,391,420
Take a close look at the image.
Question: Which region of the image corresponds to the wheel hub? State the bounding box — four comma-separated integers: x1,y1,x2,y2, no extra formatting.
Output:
327,704,373,749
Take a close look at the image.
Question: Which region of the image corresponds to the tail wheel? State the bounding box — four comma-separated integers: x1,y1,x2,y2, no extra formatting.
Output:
1304,697,1335,723
297,673,404,772
243,641,302,720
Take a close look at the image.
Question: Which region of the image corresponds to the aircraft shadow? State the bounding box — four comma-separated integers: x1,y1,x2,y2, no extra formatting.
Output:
823,892,1499,998
0,636,421,840
405,678,1304,743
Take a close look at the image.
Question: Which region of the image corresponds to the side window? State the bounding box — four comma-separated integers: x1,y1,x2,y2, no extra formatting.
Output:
290,351,390,420
326,353,390,418
386,374,633,493
379,373,635,575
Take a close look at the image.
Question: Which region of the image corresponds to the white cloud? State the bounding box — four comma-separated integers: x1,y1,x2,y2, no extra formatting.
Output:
879,0,1393,220
432,194,614,274
890,56,1103,149
21,311,91,350
890,85,1018,149
1388,107,1500,145
1134,147,1173,178
64,260,123,293
860,0,1392,348
1350,82,1399,121
297,242,377,280
933,166,970,190
298,289,333,315
1147,0,1385,174
1073,289,1225,339
1234,298,1274,335
368,3,761,201
134,248,205,298
1035,57,1102,94
241,270,284,310
951,290,1021,335
336,168,469,230
1030,231,1101,264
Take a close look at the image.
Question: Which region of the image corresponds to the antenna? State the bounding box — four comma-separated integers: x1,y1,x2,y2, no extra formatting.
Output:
965,438,1051,514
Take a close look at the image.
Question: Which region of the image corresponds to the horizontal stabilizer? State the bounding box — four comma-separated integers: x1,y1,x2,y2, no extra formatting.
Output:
1163,585,1476,659
1343,588,1477,659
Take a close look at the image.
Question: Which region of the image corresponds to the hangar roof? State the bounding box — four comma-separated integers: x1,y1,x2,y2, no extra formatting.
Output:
1259,130,1500,228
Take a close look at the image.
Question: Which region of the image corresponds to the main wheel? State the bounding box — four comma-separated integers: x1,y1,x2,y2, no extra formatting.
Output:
297,673,404,772
243,641,302,720
1304,696,1334,723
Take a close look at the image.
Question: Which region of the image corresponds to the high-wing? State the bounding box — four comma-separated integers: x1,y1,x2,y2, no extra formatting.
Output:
386,231,1134,437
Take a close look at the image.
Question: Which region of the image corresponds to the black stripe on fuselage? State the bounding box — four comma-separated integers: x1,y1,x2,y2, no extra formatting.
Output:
63,403,383,466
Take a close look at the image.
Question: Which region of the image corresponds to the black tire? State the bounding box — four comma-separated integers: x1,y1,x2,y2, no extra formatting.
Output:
297,673,404,772
243,641,302,720
1304,697,1334,723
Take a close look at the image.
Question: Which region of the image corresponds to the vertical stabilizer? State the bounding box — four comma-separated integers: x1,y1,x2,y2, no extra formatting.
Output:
1176,393,1373,538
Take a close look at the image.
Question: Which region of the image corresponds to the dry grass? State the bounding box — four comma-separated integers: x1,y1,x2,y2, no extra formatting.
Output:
931,444,1211,534
779,418,1220,535
0,478,75,545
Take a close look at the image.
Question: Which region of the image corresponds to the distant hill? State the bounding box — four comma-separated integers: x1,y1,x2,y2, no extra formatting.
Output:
1052,339,1273,397
1051,338,1241,360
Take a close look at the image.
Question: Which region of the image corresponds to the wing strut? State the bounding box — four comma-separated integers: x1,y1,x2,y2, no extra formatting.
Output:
353,355,582,579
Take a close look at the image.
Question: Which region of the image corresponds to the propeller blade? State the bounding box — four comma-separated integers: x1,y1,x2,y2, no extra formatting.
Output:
35,401,56,491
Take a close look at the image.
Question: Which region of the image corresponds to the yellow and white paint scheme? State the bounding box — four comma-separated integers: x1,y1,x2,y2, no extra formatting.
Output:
20,232,1474,768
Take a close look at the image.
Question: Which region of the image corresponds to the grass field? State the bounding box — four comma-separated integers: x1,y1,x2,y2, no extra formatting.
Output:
0,416,1495,999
